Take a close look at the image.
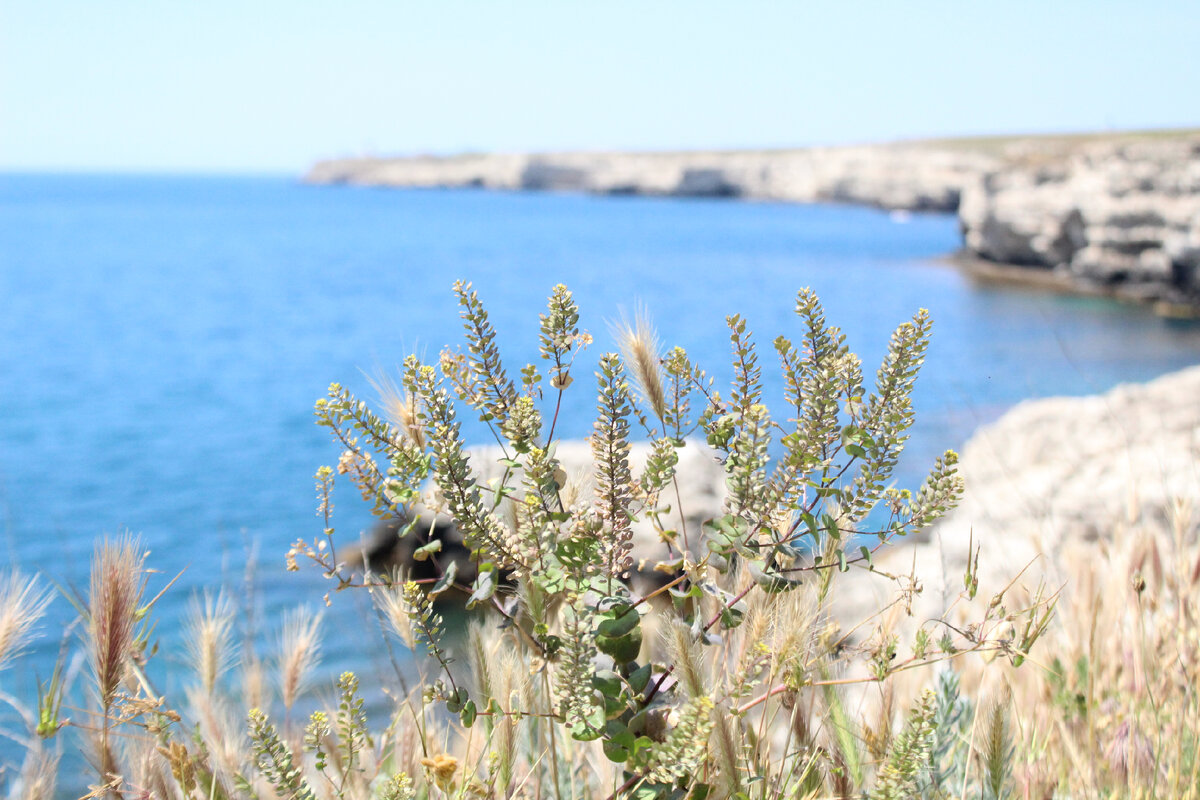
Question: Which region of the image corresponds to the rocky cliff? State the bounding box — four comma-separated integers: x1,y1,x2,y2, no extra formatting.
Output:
305,144,996,212
957,135,1200,309
306,132,1200,312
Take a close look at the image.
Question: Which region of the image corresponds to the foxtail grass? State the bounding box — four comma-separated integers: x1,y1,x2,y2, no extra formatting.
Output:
278,606,322,718
86,535,147,789
0,569,52,671
185,590,237,698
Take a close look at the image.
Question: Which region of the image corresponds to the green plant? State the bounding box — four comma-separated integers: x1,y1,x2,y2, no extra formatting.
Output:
293,281,1048,798
0,283,1066,800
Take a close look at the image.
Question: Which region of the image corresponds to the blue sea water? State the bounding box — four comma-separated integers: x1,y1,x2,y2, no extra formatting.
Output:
3,173,1200,767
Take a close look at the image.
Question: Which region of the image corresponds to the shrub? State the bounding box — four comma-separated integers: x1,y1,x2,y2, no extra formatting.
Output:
0,282,1057,799
291,282,1048,798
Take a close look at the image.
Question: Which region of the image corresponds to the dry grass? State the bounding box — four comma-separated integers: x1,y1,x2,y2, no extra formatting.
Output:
3,497,1197,799
0,569,52,671
278,606,323,716
971,506,1200,799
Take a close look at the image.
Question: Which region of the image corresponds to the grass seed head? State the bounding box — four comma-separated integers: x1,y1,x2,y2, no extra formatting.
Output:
88,535,147,708
0,569,52,671
278,606,322,712
614,307,667,422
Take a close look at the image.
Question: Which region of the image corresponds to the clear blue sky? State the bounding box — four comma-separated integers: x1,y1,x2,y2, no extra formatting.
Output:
1,1,1196,173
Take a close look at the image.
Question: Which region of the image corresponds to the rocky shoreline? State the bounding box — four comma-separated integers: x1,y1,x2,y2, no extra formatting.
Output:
306,132,1200,313
851,362,1200,627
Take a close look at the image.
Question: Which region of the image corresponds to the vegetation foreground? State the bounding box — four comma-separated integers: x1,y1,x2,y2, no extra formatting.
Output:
1,283,1197,799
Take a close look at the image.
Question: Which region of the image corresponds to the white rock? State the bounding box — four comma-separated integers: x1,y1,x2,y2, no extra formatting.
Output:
846,366,1200,628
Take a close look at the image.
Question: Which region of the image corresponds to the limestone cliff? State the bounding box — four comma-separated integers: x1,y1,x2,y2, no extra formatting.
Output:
957,135,1200,308
306,132,1200,311
304,144,995,212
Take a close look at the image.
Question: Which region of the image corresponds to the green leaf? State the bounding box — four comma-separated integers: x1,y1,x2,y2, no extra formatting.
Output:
634,785,661,800
596,626,643,663
703,513,755,557
720,603,746,629
800,511,820,540
627,662,652,694
597,606,640,638
750,562,804,594
412,540,442,562
602,722,635,763
533,565,566,595
822,512,842,541
445,687,468,713
465,566,497,609
569,703,606,741
592,670,623,698
859,545,873,569
459,700,477,728
430,560,458,598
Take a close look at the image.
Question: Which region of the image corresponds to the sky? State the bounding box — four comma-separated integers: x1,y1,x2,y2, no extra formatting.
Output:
1,1,1197,173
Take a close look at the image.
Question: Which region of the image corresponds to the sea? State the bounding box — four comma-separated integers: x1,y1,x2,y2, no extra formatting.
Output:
3,173,1200,776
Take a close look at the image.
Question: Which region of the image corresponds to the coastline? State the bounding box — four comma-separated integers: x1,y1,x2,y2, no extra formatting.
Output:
306,131,1200,316
943,251,1200,319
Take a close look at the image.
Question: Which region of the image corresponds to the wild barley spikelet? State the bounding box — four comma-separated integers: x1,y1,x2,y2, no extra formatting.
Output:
0,569,52,671
375,578,417,650
241,655,269,712
491,647,524,794
370,370,426,450
665,620,707,698
184,590,237,697
712,712,744,797
614,308,667,422
12,748,58,800
88,536,147,708
979,692,1014,800
466,621,493,703
278,607,322,713
185,685,244,795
